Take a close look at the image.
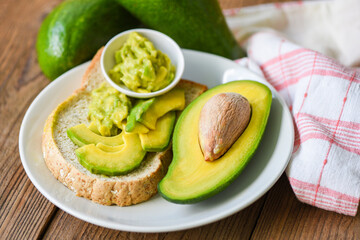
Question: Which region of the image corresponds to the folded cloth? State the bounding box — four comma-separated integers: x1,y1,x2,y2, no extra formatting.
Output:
225,2,360,216
225,0,360,67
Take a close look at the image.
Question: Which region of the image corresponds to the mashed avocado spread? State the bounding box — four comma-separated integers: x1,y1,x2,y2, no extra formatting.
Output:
109,32,175,93
88,83,132,136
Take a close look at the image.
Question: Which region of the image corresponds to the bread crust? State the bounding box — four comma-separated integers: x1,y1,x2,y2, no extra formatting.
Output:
81,47,104,89
42,48,207,206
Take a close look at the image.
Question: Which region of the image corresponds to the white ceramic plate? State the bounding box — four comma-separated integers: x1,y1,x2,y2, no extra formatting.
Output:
19,49,294,233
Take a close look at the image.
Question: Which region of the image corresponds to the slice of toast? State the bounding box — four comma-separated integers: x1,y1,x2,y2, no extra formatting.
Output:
42,48,207,206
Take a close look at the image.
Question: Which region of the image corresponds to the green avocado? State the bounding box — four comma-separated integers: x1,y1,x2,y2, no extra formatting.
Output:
36,0,140,80
116,0,245,59
67,124,124,147
96,143,124,152
137,88,185,129
158,81,272,203
125,99,155,133
123,121,149,134
76,133,146,176
88,121,101,135
139,111,176,152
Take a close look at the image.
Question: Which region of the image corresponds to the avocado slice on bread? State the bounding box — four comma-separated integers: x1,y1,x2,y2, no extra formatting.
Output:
76,133,146,176
139,111,176,152
125,99,155,133
137,88,185,130
67,124,124,147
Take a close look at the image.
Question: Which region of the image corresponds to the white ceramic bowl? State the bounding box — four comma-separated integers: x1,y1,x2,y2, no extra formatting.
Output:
100,28,184,98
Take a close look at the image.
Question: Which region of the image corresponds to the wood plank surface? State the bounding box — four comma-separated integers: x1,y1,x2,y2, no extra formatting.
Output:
0,0,62,239
0,0,359,239
251,175,360,240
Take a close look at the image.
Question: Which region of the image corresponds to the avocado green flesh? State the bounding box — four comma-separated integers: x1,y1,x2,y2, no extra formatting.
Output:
36,0,140,80
158,81,272,203
88,83,131,136
96,143,124,152
75,133,146,176
117,0,245,59
109,32,175,93
88,121,101,135
67,124,124,147
140,111,176,152
138,88,185,129
124,122,149,134
125,99,154,132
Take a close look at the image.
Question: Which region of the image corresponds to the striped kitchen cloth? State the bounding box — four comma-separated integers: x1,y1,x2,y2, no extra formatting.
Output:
238,31,360,216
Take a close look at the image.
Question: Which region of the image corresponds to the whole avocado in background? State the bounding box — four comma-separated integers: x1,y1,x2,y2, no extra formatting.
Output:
36,0,140,80
116,0,245,59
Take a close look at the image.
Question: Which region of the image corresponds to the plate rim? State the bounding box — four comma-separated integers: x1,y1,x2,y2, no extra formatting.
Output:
19,49,294,232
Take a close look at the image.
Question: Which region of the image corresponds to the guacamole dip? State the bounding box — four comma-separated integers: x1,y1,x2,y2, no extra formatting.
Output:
88,83,132,136
109,32,175,93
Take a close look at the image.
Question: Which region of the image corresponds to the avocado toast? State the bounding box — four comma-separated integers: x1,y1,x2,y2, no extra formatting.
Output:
42,48,207,206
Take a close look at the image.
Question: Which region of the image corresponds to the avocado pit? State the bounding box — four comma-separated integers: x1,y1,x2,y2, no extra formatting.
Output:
198,92,251,161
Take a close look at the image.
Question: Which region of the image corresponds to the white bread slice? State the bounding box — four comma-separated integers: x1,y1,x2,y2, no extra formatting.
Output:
42,48,207,206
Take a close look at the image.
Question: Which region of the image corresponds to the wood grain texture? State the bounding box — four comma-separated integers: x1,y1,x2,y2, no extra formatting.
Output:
251,175,360,240
0,0,61,239
0,0,359,239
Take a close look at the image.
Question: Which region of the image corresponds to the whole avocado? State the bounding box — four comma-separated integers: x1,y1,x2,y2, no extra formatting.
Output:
116,0,245,59
36,0,140,80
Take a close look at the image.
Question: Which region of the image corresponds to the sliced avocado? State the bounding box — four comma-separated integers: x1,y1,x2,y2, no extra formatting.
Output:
96,143,124,152
88,121,101,135
125,99,155,133
76,133,146,176
124,122,149,134
158,81,272,203
137,88,185,129
140,111,176,152
67,124,124,147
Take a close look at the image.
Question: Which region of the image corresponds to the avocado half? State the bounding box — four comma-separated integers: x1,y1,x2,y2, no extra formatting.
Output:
158,80,272,204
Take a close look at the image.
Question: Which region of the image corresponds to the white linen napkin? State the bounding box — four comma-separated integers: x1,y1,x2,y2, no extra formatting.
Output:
225,0,360,216
226,0,360,67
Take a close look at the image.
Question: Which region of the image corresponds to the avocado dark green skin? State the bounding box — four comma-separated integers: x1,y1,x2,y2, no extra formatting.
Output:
116,0,245,59
36,0,140,80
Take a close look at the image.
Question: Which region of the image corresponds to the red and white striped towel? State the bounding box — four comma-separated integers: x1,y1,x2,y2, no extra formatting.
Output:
238,32,360,216
225,0,360,217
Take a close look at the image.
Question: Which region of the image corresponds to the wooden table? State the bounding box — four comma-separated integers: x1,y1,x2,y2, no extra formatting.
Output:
1,0,359,239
